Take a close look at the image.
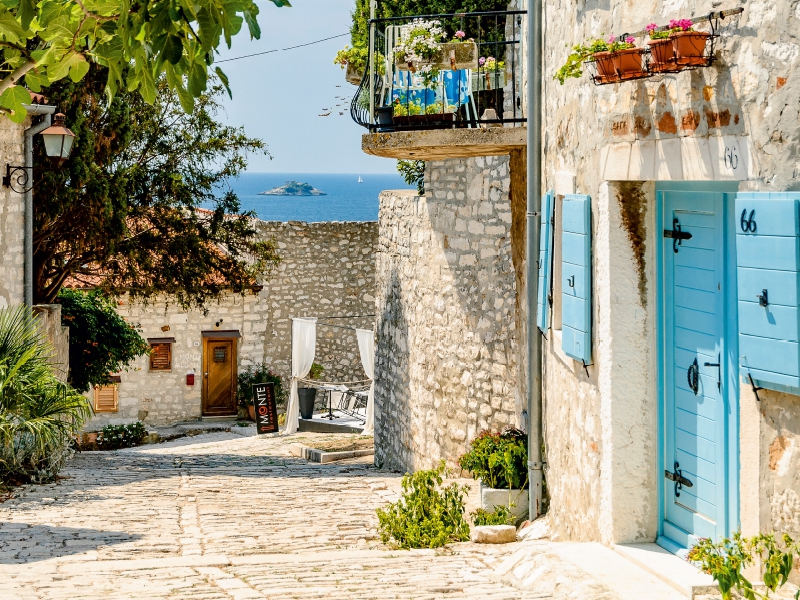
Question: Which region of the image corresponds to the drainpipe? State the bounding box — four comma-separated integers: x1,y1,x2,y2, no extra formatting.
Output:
23,104,56,308
526,0,544,520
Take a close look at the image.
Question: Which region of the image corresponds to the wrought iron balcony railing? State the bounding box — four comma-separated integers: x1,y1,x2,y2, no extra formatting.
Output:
351,10,526,133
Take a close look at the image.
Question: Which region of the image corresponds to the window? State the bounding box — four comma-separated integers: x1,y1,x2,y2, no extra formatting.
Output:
94,385,118,412
148,338,174,371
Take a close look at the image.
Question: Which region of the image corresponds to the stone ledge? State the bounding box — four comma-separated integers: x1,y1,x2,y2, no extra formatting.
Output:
362,127,527,160
288,443,374,463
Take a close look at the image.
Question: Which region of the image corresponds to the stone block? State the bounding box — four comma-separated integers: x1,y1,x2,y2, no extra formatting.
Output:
470,525,517,544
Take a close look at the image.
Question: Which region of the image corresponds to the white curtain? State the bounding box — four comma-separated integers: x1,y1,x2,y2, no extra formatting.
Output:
283,318,317,435
356,328,375,436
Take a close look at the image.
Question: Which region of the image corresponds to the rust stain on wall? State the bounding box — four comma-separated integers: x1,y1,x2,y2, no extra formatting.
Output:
656,112,678,134
777,76,788,89
706,108,732,128
702,86,714,101
681,110,701,131
770,436,789,471
612,120,629,136
634,115,651,137
616,182,649,307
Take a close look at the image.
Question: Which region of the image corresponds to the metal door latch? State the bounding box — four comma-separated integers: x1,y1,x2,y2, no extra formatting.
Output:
704,353,721,391
664,218,693,253
567,275,575,288
687,358,699,395
665,461,693,497
757,289,769,307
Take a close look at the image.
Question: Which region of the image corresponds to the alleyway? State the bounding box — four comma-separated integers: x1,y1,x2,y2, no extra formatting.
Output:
0,432,679,599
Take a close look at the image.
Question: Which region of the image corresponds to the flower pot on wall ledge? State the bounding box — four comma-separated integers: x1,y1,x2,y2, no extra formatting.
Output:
647,38,681,73
480,485,530,522
671,30,711,66
592,51,615,83
611,47,648,80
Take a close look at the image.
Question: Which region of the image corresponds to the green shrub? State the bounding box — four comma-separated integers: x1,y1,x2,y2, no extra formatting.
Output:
458,427,528,490
308,362,324,380
376,461,470,549
397,160,425,195
237,364,287,408
0,306,91,484
98,422,147,450
471,505,511,526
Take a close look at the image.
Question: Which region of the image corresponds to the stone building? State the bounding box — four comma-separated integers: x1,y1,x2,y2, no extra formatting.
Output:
82,220,377,429
359,0,800,571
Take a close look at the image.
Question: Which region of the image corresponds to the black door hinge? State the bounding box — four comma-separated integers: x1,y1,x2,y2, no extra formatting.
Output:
664,218,693,253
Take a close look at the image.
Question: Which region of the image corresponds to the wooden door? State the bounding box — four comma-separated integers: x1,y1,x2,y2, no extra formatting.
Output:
661,190,729,548
203,338,237,416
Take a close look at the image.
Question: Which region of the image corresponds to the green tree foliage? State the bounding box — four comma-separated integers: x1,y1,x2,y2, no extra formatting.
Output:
56,289,149,393
0,0,290,122
457,427,528,489
0,306,91,484
376,461,470,549
397,160,425,195
32,66,279,308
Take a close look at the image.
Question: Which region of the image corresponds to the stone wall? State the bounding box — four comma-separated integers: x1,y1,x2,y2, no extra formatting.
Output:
0,117,26,307
33,304,70,382
374,157,524,473
83,220,377,429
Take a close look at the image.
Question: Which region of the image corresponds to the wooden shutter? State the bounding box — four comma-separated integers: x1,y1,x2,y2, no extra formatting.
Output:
94,385,118,412
736,192,800,391
561,194,592,363
149,343,172,371
536,190,556,332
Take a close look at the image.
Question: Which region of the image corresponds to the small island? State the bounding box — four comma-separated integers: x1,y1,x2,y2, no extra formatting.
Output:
259,181,326,196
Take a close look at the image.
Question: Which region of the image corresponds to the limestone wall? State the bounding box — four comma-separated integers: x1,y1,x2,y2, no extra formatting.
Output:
32,304,70,382
0,117,26,307
83,220,377,429
374,157,524,473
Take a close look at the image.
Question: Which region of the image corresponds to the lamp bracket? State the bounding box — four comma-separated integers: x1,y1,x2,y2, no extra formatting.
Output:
2,164,34,193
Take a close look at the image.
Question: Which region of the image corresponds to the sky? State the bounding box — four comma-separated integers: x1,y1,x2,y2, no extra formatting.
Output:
214,0,394,174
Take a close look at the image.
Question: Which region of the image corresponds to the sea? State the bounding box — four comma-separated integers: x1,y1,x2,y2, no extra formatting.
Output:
219,172,413,222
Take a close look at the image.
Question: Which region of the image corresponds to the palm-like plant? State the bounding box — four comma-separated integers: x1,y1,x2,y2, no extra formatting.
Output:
0,306,91,484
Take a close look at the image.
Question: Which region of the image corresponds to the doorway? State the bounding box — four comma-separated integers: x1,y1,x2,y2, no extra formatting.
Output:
658,184,739,552
202,337,238,417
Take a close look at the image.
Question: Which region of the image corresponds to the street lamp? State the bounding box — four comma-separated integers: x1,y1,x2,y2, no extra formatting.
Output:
1,106,76,307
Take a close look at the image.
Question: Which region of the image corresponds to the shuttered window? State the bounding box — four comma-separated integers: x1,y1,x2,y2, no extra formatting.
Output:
149,343,172,371
537,190,556,332
561,194,592,364
94,385,118,412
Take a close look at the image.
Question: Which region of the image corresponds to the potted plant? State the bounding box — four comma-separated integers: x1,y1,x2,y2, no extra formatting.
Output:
458,428,529,522
668,19,710,67
394,21,479,86
645,22,680,73
237,364,287,421
392,99,456,128
473,57,506,91
335,45,368,84
554,38,611,84
607,35,647,80
298,362,324,420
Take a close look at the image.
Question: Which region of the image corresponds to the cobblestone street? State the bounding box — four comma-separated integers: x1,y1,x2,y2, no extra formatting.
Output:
0,432,679,599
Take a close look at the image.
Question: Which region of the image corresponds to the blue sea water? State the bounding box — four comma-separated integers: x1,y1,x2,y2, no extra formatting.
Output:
222,172,413,222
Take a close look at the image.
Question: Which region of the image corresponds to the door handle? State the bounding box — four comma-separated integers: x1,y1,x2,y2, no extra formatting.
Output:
204,372,209,377
704,353,721,391
687,358,699,395
665,461,693,497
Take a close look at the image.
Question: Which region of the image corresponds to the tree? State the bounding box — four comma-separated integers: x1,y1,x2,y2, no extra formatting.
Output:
56,288,150,392
0,0,291,123
32,65,280,308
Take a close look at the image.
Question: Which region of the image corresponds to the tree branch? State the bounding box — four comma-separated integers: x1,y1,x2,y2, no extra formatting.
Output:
0,60,37,97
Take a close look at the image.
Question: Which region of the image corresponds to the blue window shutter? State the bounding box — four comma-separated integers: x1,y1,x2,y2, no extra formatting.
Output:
561,194,592,363
736,192,800,391
536,190,555,332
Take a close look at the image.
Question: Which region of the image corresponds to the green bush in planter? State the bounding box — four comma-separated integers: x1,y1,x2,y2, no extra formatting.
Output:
471,505,512,526
236,364,287,408
458,427,528,489
376,461,470,549
98,422,147,450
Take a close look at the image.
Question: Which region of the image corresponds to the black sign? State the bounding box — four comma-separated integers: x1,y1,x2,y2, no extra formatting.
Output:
253,382,279,434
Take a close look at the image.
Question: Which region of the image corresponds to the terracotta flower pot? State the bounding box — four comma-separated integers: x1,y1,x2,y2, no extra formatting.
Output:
592,51,615,83
248,405,256,421
671,31,711,67
611,47,647,80
647,38,680,73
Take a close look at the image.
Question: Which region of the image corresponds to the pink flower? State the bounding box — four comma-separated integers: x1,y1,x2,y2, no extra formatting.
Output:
607,35,616,43
668,19,679,28
645,23,657,32
679,19,693,30
455,30,465,38
478,57,486,66
625,36,635,44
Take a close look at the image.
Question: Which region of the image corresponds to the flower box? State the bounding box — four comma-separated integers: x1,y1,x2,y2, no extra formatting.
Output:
472,70,506,91
480,485,529,522
672,30,711,67
647,38,681,73
396,41,479,72
611,47,648,80
392,112,457,129
345,63,364,85
592,51,615,83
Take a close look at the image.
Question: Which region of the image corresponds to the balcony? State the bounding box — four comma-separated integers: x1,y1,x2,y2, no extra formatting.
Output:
352,9,527,159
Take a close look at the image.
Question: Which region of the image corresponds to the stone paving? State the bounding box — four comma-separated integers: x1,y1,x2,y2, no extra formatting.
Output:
1,431,631,599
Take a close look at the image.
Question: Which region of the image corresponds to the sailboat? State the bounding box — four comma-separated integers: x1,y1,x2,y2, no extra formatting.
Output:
357,176,363,183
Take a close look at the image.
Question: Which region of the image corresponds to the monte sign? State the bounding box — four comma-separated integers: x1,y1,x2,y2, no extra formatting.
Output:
253,382,279,434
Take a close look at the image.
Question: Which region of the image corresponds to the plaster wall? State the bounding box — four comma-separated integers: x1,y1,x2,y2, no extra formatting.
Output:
83,220,377,429
540,0,800,544
374,156,525,472
0,117,26,306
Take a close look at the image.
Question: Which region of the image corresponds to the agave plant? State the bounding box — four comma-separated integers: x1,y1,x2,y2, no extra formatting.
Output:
0,306,91,484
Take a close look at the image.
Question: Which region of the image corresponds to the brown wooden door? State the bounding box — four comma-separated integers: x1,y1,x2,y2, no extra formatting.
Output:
203,338,237,416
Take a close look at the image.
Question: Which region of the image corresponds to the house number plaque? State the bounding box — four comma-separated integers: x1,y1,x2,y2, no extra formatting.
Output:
252,381,279,434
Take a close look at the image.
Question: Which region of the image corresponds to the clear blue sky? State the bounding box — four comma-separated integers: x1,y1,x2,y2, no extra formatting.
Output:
215,0,395,174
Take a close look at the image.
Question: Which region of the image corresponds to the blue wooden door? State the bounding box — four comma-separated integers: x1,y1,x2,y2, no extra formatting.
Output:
661,190,730,548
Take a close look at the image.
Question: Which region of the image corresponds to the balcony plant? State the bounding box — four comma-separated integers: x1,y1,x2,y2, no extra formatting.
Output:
554,38,610,84
646,22,679,73
335,45,369,84
607,35,648,81
667,19,710,67
458,427,529,521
